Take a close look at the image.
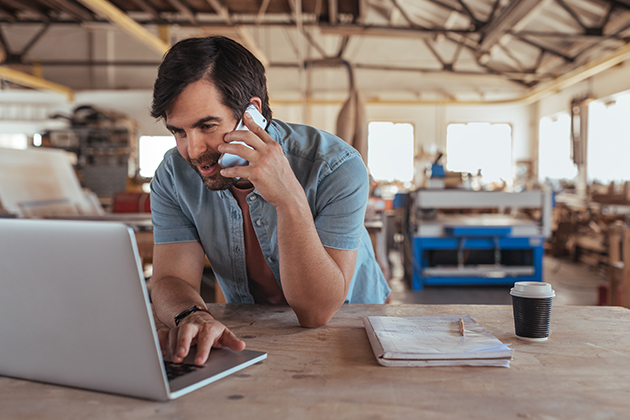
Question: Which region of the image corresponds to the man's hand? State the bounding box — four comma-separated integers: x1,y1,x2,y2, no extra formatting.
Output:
219,112,304,209
157,311,246,366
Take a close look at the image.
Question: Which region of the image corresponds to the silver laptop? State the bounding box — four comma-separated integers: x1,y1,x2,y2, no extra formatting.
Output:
0,218,266,401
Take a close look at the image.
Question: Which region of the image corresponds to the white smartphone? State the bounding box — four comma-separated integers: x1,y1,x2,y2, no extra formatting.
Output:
218,104,268,169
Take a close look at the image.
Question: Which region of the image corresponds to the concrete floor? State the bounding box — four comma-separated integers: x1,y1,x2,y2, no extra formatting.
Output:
388,252,602,306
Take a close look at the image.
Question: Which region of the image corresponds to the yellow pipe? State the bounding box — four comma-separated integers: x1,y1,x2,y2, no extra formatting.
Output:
0,66,74,101
158,25,169,45
76,0,170,55
520,41,630,105
32,61,43,79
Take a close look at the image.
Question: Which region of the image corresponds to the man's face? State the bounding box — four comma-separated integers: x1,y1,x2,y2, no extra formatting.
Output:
165,79,239,190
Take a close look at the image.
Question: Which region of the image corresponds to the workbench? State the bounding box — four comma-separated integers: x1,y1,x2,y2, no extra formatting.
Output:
1,304,629,419
411,190,553,290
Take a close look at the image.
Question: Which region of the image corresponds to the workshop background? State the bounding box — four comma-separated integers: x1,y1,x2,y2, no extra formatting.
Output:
1,0,629,307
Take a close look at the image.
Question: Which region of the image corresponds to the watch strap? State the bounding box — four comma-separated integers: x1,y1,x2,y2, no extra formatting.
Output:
174,305,211,326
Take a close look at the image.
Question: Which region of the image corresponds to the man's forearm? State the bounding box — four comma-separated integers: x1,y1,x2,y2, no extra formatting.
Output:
275,197,352,327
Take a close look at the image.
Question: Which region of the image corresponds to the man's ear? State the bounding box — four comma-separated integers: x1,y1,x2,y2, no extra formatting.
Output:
249,97,262,113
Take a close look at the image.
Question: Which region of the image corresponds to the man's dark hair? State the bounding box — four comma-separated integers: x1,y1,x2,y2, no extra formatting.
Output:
151,36,272,125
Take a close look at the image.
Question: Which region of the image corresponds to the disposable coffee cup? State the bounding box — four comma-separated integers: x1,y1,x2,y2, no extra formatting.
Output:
510,282,555,341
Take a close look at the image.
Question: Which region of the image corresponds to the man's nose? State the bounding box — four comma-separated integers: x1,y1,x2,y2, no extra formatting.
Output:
187,131,208,159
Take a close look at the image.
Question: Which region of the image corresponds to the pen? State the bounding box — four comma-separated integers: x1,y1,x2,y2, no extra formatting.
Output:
459,317,465,337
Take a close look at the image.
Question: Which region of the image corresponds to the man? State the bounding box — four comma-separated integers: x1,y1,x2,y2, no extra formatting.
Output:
149,36,390,366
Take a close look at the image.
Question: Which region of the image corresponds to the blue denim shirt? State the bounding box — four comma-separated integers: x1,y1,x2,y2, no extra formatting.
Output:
150,119,390,304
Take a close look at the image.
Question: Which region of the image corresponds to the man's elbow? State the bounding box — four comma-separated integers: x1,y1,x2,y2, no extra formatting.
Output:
295,309,335,328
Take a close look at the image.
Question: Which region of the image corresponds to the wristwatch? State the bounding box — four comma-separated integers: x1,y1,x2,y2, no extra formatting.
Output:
174,305,211,326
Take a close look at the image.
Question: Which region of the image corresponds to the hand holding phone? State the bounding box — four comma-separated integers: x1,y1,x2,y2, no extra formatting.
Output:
218,105,268,169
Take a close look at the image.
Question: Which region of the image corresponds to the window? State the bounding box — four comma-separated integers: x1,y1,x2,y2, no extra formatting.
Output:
138,136,176,178
0,133,28,150
446,123,512,185
367,122,414,183
587,94,630,183
538,113,577,181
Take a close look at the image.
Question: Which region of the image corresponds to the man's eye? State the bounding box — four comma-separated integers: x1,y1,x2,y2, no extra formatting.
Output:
201,124,214,130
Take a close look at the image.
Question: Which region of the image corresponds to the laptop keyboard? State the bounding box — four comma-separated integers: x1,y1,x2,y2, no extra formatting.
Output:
164,361,203,381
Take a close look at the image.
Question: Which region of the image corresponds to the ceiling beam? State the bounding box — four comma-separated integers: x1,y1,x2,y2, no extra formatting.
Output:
328,0,337,24
336,35,349,58
279,40,630,106
205,0,231,24
234,26,269,67
38,0,94,21
75,0,170,55
509,30,614,38
198,26,269,67
455,0,482,26
0,0,50,21
425,0,470,19
520,39,630,104
478,0,544,54
391,0,423,28
18,24,50,57
0,9,16,22
0,66,73,101
555,0,590,32
423,39,448,68
128,0,162,21
164,0,196,24
255,0,271,24
512,34,574,62
319,23,471,38
608,0,630,9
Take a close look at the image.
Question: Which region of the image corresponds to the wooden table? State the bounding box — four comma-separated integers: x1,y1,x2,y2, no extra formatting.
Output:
2,304,630,419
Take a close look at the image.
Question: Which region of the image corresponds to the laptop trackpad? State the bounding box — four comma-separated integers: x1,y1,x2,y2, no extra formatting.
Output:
166,347,267,395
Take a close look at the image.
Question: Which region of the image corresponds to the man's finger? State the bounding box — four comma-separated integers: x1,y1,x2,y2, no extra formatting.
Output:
193,325,220,366
243,111,272,143
168,327,180,361
221,141,256,160
157,328,170,358
173,324,196,363
219,329,246,352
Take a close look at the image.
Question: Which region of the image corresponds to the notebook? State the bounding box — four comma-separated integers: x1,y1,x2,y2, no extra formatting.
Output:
364,315,513,367
0,218,266,401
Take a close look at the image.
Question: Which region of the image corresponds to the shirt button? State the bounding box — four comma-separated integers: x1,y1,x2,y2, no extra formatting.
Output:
249,195,256,201
256,220,262,226
267,257,273,263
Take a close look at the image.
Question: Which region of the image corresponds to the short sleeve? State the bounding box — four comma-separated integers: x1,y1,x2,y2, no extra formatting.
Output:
150,155,200,244
313,154,369,250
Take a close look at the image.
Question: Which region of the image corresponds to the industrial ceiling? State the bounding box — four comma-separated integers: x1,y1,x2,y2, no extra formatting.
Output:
0,0,629,103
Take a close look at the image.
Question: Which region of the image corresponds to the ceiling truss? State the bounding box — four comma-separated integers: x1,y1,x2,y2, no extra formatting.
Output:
0,0,628,101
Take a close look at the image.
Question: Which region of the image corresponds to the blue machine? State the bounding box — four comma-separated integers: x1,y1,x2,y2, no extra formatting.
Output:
410,190,552,290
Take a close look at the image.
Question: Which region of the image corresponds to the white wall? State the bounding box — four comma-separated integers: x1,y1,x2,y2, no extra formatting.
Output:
0,87,533,186
0,89,168,137
273,100,531,176
536,60,630,118
532,60,630,181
